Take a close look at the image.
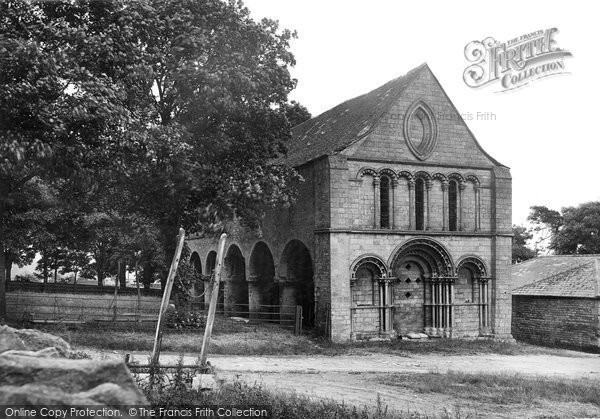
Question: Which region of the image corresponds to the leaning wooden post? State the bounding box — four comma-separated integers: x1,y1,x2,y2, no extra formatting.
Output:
150,228,186,367
199,233,227,366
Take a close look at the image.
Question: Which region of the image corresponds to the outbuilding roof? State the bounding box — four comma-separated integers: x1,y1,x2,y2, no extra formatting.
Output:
512,255,600,298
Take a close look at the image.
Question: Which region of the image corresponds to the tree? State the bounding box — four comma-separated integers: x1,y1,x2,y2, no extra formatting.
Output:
528,202,600,255
512,225,537,264
0,0,138,320
0,0,306,318
284,100,312,127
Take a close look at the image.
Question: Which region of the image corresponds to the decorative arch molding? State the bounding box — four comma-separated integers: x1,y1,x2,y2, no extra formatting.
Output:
432,172,447,183
414,170,432,181
397,170,414,182
456,255,488,278
379,168,398,181
447,172,465,184
389,237,455,277
350,254,389,280
356,167,379,179
403,100,438,161
465,174,481,186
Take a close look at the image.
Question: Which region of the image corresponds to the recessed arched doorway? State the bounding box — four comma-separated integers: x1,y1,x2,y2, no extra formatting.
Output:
280,240,314,328
223,245,248,317
190,251,204,309
249,241,278,320
389,238,454,336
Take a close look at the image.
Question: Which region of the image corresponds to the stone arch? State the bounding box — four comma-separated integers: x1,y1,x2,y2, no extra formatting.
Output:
465,174,480,186
397,170,414,181
389,238,455,335
249,241,278,320
456,256,488,278
223,244,248,316
280,240,314,327
447,172,465,183
455,256,489,334
389,237,454,277
350,254,390,335
190,251,204,307
379,168,397,181
205,250,217,276
356,167,379,179
432,173,447,182
414,171,432,181
350,254,389,280
205,250,218,308
190,251,202,275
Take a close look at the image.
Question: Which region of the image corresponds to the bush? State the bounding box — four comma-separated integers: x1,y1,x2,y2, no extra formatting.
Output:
166,310,206,330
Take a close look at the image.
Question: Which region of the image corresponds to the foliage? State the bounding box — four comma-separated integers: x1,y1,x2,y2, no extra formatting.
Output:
0,0,307,320
528,202,600,254
283,100,312,127
141,375,393,419
165,310,205,330
512,225,537,264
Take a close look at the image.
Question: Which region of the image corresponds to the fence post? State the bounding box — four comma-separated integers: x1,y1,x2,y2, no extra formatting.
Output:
294,305,302,336
199,233,227,366
150,228,186,367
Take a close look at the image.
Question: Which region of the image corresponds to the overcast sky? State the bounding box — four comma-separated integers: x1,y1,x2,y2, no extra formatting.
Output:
244,0,599,226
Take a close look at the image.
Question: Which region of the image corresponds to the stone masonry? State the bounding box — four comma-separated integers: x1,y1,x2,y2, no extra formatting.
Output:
187,63,513,342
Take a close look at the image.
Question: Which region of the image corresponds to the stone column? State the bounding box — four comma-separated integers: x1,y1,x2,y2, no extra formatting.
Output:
458,182,466,231
373,175,380,229
391,179,398,229
408,180,415,230
441,180,448,231
425,180,432,230
474,185,481,231
278,277,298,326
247,274,260,319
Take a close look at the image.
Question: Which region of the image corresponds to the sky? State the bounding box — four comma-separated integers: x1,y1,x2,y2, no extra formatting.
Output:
243,0,599,226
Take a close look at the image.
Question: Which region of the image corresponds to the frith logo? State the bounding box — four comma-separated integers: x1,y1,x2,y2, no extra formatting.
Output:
463,28,572,92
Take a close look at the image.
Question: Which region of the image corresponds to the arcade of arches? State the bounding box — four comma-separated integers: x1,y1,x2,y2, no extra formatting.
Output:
350,239,490,339
189,240,314,327
190,237,490,338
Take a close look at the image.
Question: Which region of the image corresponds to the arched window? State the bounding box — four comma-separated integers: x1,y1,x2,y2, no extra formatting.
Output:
380,176,390,229
353,266,377,304
415,178,425,230
448,180,458,231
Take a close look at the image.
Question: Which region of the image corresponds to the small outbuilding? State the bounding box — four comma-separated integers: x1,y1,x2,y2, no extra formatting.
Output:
512,255,600,350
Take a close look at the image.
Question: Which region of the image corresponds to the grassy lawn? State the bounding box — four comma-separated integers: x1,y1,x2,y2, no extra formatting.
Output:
36,318,565,357
377,370,600,408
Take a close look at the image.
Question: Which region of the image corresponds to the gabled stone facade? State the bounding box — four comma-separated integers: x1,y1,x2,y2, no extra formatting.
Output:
187,63,513,342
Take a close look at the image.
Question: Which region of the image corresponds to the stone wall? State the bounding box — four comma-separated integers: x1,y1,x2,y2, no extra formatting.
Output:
185,67,513,342
6,291,161,323
512,295,600,350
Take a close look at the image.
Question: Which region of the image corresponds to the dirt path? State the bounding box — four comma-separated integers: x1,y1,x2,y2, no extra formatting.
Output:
91,349,600,417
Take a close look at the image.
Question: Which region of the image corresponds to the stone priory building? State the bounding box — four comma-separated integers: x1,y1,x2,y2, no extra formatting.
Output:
187,63,513,342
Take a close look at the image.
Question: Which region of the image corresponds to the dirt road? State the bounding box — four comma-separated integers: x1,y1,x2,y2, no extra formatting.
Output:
95,349,600,417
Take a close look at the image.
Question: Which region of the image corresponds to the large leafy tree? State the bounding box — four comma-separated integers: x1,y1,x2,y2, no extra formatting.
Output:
1,0,305,319
528,202,600,255
0,0,139,319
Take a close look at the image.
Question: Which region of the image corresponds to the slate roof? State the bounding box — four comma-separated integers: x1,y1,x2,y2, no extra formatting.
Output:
511,255,600,298
284,63,428,167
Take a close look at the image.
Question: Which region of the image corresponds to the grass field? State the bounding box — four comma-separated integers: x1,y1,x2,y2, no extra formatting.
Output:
40,319,563,357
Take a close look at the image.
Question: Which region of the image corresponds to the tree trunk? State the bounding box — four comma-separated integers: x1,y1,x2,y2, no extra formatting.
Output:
142,263,154,290
42,252,49,284
96,246,105,286
118,260,127,288
0,243,6,324
5,252,12,283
